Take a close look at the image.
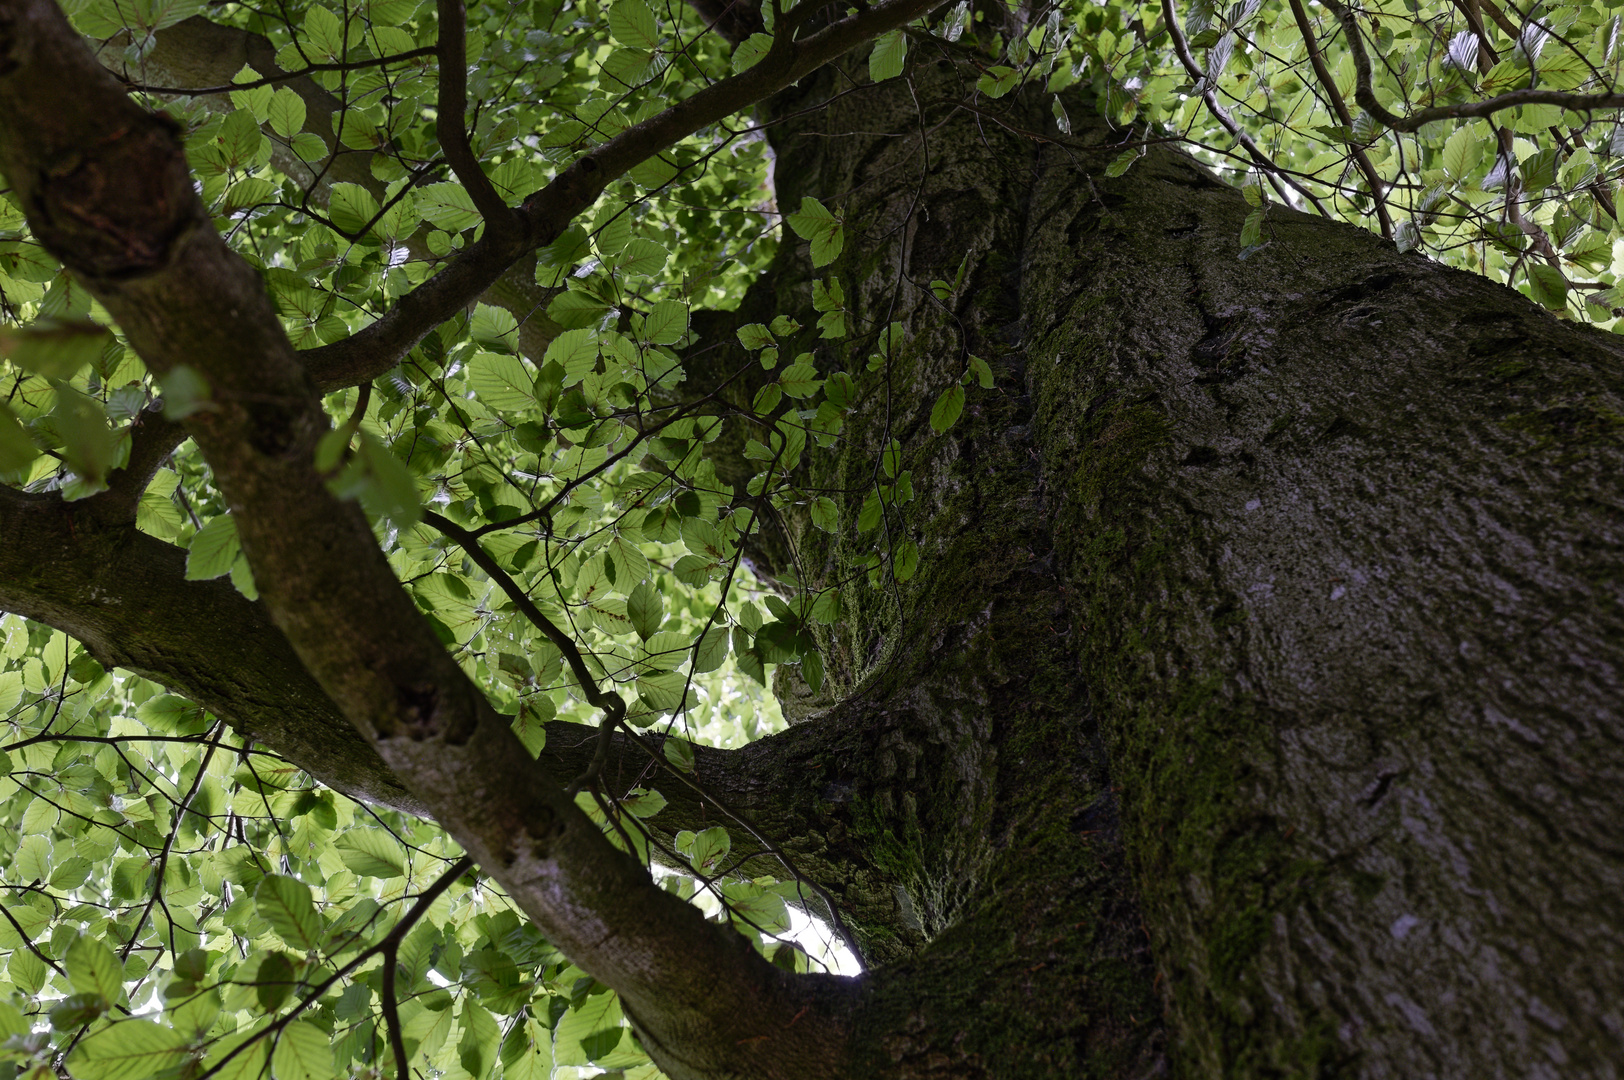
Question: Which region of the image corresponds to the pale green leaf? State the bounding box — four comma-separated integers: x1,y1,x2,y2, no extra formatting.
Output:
272,1019,336,1080
870,29,906,81
67,1021,189,1080
333,828,405,878
256,874,322,951
186,515,239,581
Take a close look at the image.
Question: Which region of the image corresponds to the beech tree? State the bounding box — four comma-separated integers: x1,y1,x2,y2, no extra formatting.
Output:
0,0,1620,1075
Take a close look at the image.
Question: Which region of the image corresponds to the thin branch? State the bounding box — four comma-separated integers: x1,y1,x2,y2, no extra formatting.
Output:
1325,0,1624,133
1161,0,1331,216
197,856,474,1080
114,46,438,95
1285,0,1394,237
299,0,956,390
434,0,519,229
419,509,628,792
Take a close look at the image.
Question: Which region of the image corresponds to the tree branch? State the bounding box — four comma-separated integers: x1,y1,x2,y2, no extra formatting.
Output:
114,45,437,95
1162,0,1331,218
300,0,955,388
433,0,519,229
1284,0,1393,237
91,16,564,381
1324,0,1624,133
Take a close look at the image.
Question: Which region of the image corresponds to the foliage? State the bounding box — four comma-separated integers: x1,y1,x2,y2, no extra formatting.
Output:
0,0,1620,1074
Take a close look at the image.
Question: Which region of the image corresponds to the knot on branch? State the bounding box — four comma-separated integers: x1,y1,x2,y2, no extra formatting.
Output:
33,114,198,280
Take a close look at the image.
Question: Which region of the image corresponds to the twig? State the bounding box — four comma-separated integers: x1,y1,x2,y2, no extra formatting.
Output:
1286,0,1394,237
1162,0,1331,216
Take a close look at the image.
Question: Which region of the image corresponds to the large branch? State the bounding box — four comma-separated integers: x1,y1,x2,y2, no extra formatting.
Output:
0,477,904,909
0,1,950,1072
0,483,423,813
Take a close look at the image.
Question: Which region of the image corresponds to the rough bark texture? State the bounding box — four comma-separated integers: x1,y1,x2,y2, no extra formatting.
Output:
708,55,1624,1077
1,7,1621,1077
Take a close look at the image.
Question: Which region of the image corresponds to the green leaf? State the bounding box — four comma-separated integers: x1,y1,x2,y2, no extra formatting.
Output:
968,355,993,388
893,539,920,581
51,383,116,492
303,3,347,60
1442,124,1482,181
217,108,267,166
609,533,650,585
66,1020,189,1080
0,403,39,473
0,319,111,378
1105,149,1139,177
203,1030,269,1080
14,834,51,882
732,32,773,73
256,874,323,951
1526,264,1568,310
778,359,821,398
468,351,537,411
554,993,623,1066
736,323,775,350
621,787,667,818
930,384,965,433
786,197,844,267
328,183,379,236
664,736,695,772
256,951,297,1011
626,580,663,640
644,299,687,345
608,0,659,49
977,65,1019,97
616,237,669,278
676,825,730,872
810,496,838,532
187,514,240,580
66,933,124,1005
334,828,406,878
869,29,906,81
459,1000,502,1079
415,182,481,231
268,87,306,138
692,626,728,673
159,364,215,420
272,1019,336,1080
802,649,825,693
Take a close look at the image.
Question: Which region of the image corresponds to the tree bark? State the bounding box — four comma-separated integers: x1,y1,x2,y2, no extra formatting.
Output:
2,6,1621,1077
716,55,1624,1077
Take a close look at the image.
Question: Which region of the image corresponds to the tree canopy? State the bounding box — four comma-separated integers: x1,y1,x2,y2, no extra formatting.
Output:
0,0,1620,1075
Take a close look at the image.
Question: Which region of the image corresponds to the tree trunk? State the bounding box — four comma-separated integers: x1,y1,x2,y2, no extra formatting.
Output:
689,59,1624,1077
3,16,1621,1076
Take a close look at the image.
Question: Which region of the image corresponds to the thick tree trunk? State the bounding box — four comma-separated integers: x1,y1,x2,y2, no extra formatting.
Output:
3,12,1621,1075
690,57,1624,1077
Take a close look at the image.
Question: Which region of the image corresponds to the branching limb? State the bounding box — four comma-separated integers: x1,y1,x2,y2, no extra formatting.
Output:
114,45,437,95
301,0,956,389
1284,0,1393,237
433,0,519,229
1162,0,1331,216
1324,0,1624,133
418,509,628,792
197,855,474,1080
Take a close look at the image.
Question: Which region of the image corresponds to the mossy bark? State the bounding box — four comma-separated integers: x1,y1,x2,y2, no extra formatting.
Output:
699,54,1624,1077
2,16,1620,1075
